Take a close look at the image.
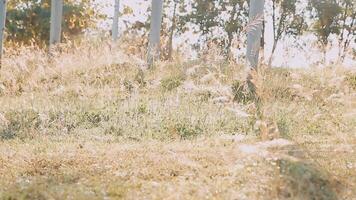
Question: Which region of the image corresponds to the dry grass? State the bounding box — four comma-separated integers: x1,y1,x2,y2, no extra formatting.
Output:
0,39,355,199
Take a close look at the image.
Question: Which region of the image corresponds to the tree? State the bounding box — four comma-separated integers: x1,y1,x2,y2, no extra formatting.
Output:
180,0,249,58
124,0,185,60
224,0,249,57
268,0,306,66
112,0,120,41
50,0,63,45
0,0,7,67
5,0,103,46
167,0,178,60
308,0,342,63
336,0,355,63
183,0,220,42
246,0,265,69
147,0,164,67
157,0,186,60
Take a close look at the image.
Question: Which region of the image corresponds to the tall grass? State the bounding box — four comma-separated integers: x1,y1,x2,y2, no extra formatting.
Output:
0,38,355,199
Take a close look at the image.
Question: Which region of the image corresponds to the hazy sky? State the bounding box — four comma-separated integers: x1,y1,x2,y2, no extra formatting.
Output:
98,0,355,68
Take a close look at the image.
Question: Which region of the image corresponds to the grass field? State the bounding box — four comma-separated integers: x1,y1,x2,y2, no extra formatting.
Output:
0,41,355,199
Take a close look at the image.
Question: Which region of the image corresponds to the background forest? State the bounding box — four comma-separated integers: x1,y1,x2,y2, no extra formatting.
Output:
3,0,355,66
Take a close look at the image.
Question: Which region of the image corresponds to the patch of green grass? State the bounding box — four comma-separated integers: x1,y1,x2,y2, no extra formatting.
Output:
161,76,185,92
269,85,294,101
276,115,291,138
1,109,41,140
345,73,356,90
162,120,203,140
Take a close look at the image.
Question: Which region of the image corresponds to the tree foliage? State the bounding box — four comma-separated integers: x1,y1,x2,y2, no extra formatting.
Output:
269,0,307,65
335,0,355,61
5,0,104,46
308,0,342,48
308,0,355,62
179,0,249,56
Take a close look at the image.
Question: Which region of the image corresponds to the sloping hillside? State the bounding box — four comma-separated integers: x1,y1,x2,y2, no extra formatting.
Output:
0,42,355,199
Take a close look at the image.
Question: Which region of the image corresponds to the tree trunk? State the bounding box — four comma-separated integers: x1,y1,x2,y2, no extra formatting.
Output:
268,3,285,67
268,40,277,67
260,19,265,64
147,0,164,68
112,0,120,41
340,13,355,63
226,32,233,59
225,1,239,60
50,0,63,45
337,2,349,64
322,47,327,64
167,0,177,60
246,0,265,69
0,0,7,68
272,0,276,41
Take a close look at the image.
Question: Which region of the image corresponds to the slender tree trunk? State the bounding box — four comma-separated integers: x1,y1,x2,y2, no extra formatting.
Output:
268,0,277,67
50,0,63,45
0,0,7,68
245,0,265,98
147,0,164,68
226,32,233,59
167,0,177,60
268,6,285,67
246,0,265,69
260,19,265,64
268,40,277,67
322,47,327,64
112,0,120,41
337,3,348,64
272,0,276,40
340,13,355,63
226,1,238,60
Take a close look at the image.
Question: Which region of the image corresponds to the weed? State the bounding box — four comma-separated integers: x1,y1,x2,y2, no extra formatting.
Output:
231,80,254,104
276,115,291,138
123,79,134,92
137,103,148,114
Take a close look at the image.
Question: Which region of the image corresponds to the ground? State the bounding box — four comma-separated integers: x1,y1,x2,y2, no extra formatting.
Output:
0,41,355,199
